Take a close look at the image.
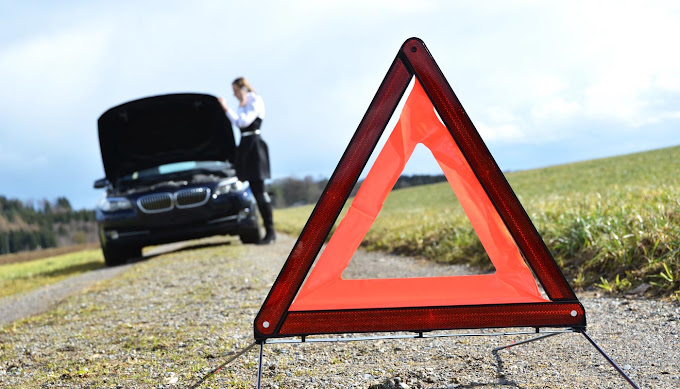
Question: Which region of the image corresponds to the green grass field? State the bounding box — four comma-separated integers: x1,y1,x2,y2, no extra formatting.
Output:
274,145,680,298
0,249,104,298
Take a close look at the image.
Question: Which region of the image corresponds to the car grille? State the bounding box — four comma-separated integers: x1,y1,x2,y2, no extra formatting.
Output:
137,187,211,214
137,193,174,213
176,187,210,208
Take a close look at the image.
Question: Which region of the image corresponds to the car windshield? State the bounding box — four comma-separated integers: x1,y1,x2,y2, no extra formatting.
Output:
121,161,230,182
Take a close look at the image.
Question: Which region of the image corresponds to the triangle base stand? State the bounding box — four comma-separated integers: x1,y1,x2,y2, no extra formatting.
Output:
577,329,641,389
189,328,641,388
493,329,640,388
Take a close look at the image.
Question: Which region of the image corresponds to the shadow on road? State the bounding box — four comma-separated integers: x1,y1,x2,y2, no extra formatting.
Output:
34,261,106,279
136,238,236,264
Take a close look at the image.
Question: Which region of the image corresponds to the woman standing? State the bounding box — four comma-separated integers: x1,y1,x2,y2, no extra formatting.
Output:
218,77,275,244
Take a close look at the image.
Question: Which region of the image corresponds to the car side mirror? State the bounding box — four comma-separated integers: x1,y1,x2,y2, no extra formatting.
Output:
94,178,110,189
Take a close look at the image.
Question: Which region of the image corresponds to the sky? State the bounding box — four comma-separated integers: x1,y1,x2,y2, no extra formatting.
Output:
1,0,679,210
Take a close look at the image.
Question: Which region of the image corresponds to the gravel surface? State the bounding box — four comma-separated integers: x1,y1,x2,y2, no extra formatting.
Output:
0,234,678,388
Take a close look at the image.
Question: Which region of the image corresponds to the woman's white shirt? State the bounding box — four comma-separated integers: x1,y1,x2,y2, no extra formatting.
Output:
226,92,265,129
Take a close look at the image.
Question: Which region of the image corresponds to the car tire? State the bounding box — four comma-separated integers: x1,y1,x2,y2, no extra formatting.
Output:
102,244,142,267
239,207,263,244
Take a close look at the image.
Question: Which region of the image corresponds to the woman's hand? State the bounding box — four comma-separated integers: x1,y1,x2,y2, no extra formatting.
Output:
217,96,229,111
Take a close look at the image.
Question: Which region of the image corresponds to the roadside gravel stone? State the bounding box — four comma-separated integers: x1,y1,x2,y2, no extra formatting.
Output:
0,234,678,388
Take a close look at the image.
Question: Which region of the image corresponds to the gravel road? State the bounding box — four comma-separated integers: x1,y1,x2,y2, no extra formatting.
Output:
0,234,678,388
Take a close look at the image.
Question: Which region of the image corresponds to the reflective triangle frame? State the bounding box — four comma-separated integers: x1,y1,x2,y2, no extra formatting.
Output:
255,37,585,340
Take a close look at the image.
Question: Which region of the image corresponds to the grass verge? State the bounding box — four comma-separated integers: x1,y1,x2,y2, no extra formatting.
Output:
0,243,100,266
0,249,104,298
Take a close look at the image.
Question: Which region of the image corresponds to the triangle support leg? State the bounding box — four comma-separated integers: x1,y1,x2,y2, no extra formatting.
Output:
189,341,258,389
492,331,563,353
578,329,640,389
256,341,265,389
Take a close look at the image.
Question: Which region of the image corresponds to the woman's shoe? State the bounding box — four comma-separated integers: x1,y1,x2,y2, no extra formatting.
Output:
258,230,276,245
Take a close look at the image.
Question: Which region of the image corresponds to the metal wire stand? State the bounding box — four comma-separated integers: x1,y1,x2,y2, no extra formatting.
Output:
492,328,640,389
193,328,641,389
189,341,257,389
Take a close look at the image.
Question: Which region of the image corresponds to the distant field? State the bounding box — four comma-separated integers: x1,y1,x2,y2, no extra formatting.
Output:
274,145,680,298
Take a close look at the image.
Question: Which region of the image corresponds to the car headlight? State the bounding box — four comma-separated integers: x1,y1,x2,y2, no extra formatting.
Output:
97,197,133,212
214,178,247,196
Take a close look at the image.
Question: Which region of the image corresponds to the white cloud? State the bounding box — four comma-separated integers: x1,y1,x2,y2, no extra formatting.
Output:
476,122,525,143
531,98,581,122
485,106,521,124
583,73,650,123
631,110,680,127
0,24,113,114
472,106,535,143
291,0,435,16
559,1,680,126
437,1,680,139
529,75,568,98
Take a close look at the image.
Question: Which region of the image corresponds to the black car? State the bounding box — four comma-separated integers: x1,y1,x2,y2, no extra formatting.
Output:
94,93,262,266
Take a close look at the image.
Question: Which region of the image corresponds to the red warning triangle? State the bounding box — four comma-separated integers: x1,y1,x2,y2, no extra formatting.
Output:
255,38,585,340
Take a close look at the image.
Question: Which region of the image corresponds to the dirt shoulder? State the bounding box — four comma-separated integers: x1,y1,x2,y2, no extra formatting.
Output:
0,234,678,388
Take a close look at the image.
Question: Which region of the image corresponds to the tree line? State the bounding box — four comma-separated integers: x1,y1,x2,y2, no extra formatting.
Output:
268,174,446,208
0,196,96,255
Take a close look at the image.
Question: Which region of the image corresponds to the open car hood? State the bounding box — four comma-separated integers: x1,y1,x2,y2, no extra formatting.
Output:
97,93,235,183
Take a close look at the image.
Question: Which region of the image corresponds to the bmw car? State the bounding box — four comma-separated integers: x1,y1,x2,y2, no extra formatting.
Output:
94,93,262,266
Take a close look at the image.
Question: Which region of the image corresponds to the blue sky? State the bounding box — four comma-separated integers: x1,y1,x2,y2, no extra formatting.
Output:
1,1,679,210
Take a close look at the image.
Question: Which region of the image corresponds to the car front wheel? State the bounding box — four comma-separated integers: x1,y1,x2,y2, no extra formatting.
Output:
239,207,263,244
102,244,142,267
